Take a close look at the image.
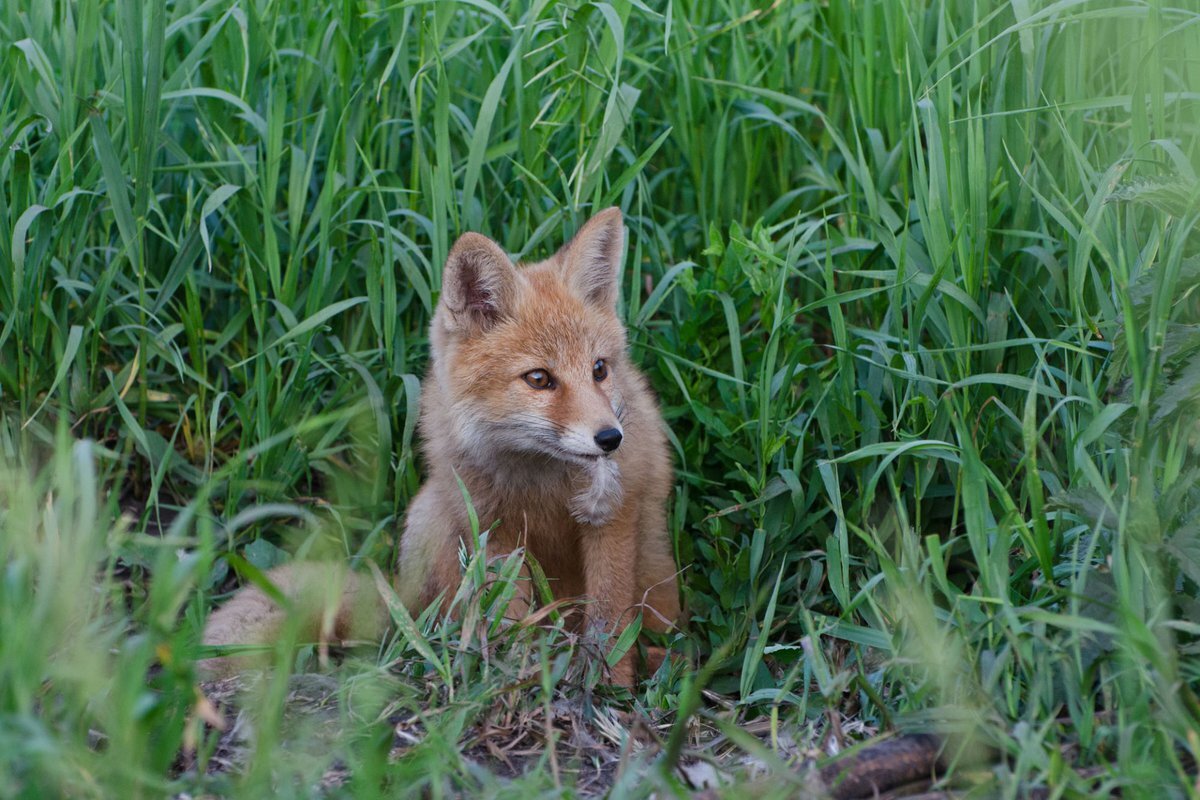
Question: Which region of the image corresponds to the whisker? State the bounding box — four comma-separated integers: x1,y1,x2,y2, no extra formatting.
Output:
509,413,571,434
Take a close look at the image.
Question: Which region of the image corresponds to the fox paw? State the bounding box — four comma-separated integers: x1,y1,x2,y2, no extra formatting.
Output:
570,458,623,526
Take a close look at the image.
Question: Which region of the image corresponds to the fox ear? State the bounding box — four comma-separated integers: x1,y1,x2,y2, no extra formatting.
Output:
441,232,516,331
558,207,624,309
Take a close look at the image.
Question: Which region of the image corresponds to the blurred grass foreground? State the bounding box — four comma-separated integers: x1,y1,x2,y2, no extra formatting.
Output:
2,0,1200,797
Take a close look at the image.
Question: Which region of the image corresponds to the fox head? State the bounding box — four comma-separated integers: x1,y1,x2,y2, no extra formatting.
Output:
430,208,632,468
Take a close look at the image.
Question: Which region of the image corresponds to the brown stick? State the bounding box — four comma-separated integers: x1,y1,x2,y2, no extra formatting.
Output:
818,734,944,800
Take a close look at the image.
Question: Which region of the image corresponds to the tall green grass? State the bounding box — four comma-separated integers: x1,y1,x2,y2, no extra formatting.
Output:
2,0,1199,796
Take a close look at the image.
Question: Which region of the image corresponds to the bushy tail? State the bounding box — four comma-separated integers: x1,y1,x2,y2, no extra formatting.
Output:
199,562,388,678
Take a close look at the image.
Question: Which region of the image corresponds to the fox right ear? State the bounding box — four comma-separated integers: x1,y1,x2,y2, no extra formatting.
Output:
440,232,516,332
557,207,624,310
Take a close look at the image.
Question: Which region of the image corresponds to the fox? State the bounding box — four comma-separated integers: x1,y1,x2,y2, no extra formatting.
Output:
202,208,681,685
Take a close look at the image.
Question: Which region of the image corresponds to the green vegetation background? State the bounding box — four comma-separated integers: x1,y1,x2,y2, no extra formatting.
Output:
2,0,1199,796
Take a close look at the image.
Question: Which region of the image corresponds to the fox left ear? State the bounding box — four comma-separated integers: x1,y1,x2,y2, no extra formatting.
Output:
441,232,517,332
559,207,624,309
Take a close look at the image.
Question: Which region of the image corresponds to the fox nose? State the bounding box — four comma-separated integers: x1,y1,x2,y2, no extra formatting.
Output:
594,428,623,453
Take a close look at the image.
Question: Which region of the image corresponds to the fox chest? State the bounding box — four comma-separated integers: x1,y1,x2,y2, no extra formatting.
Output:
484,500,588,601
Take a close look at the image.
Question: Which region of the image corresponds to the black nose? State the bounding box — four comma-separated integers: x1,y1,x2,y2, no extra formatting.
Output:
594,427,623,453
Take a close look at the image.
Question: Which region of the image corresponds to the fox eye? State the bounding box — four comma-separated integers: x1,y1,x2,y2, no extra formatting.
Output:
593,359,608,382
524,369,555,390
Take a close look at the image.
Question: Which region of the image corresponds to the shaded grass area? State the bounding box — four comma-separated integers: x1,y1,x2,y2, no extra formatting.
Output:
2,0,1200,796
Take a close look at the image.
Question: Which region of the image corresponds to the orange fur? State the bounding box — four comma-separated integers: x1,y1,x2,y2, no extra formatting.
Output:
202,208,681,685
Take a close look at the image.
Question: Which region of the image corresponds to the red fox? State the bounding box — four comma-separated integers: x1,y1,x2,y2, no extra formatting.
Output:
202,208,681,685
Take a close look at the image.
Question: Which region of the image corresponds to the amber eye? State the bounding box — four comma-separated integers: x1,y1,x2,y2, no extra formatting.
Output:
524,369,554,389
593,359,608,382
